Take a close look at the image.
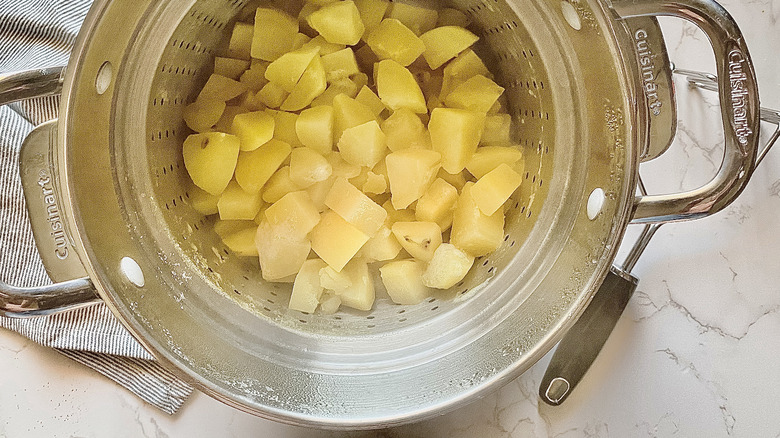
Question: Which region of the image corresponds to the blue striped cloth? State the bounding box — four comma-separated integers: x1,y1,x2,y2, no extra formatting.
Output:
0,0,193,414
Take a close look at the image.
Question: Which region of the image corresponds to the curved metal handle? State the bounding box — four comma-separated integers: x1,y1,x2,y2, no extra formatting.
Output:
1,67,101,317
612,0,760,224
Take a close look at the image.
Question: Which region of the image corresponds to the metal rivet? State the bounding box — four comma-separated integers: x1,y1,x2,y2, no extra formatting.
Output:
95,61,113,95
587,188,605,220
561,1,582,31
120,257,145,287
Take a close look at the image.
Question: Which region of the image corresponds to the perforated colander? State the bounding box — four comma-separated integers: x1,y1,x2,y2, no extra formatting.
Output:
0,0,760,428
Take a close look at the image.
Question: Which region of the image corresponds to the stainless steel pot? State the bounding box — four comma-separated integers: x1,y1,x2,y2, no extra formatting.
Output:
0,0,762,428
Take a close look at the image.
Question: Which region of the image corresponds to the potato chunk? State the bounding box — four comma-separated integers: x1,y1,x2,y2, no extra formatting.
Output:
334,259,375,311
421,243,474,289
264,191,321,239
450,182,504,257
380,260,433,305
366,19,425,67
332,94,376,142
391,221,442,262
325,177,387,236
265,46,320,92
375,59,427,114
257,82,289,108
387,2,438,35
183,99,225,133
267,110,303,148
183,132,240,195
215,57,250,80
218,181,264,220
228,22,253,60
189,185,219,215
420,26,479,69
296,105,334,155
290,259,328,313
481,113,512,146
198,74,247,102
255,220,311,281
307,1,365,45
289,147,333,188
470,163,523,215
262,166,302,203
321,48,360,83
354,86,385,117
380,108,429,152
429,108,485,174
444,75,505,113
252,8,299,61
415,178,458,230
466,146,523,179
310,211,369,271
231,111,275,152
337,120,387,168
222,226,260,257
354,0,390,36
280,55,328,111
386,148,441,209
361,225,402,261
234,139,291,193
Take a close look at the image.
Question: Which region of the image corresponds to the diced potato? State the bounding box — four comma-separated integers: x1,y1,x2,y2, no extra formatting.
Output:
265,46,320,92
307,1,365,46
255,220,311,281
387,2,438,35
482,113,512,146
321,48,360,83
198,74,247,102
354,0,390,36
189,184,220,215
382,199,416,224
325,177,387,236
267,110,302,147
257,82,289,108
215,106,248,133
215,57,250,80
470,163,523,215
386,148,442,209
292,33,311,50
332,94,376,142
262,166,302,203
380,259,433,305
222,226,260,257
228,22,253,60
231,111,275,151
362,171,387,194
306,176,336,211
444,75,504,113
421,243,474,289
289,147,333,188
328,152,362,178
296,105,334,155
429,108,485,174
437,8,471,28
361,225,402,261
265,190,321,240
319,293,342,313
440,49,490,98
450,182,504,256
310,211,370,271
214,219,256,239
290,259,328,313
183,132,240,195
310,78,360,107
252,8,299,61
380,108,429,151
239,62,269,92
437,168,469,191
366,19,425,67
320,265,352,291
416,178,458,230
218,180,264,220
300,35,345,56
375,59,427,114
337,120,387,168
466,146,523,179
280,55,327,111
420,26,479,70
234,139,292,193
183,99,226,133
334,259,374,311
391,221,442,262
355,86,385,117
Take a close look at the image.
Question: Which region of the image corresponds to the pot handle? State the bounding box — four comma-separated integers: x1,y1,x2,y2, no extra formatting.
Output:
610,0,760,224
0,67,101,317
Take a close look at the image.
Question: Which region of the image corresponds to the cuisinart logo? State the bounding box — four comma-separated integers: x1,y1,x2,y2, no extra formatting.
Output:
38,171,70,260
728,49,752,147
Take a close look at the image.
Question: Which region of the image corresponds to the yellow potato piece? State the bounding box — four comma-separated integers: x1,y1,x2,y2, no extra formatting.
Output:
310,211,370,272
290,259,328,313
334,259,375,311
391,221,442,262
189,184,220,216
380,259,433,305
362,171,387,194
214,57,250,80
280,55,327,111
231,111,275,152
289,147,333,188
332,93,376,142
265,46,320,92
239,61,269,92
380,108,430,151
222,226,260,257
354,85,386,117
466,146,523,179
450,182,504,257
300,35,345,56
321,48,360,83
252,8,299,61
429,107,485,174
255,220,311,281
420,26,479,70
437,8,471,28
296,105,334,155
264,190,321,240
267,110,302,147
257,82,289,108
444,74,505,113
227,22,253,60
262,166,302,203
337,120,387,168
415,178,458,231
218,180,264,220
354,0,390,36
182,132,240,196
234,139,291,193
481,113,512,146
366,19,425,67
183,99,225,133
214,219,256,239
310,77,360,107
387,2,438,35
307,1,365,46
386,148,442,209
375,59,427,114
325,177,387,236
360,225,402,262
470,163,523,216
436,168,470,191
198,74,247,102
421,243,474,289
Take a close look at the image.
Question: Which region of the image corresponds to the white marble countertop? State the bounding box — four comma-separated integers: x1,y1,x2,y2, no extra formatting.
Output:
2,0,779,436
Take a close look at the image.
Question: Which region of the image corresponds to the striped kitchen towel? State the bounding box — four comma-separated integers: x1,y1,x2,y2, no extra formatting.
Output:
0,0,193,414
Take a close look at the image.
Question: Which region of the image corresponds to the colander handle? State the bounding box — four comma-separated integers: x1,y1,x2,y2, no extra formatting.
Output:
611,0,760,224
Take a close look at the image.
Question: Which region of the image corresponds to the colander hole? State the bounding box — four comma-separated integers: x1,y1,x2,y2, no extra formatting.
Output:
504,234,510,241
233,289,241,295
172,198,177,206
266,299,275,304
399,318,407,322
184,191,190,199
460,289,468,295
299,319,308,323
222,249,229,256
95,61,112,95
431,307,439,311
193,223,199,230
527,209,532,218
366,316,375,320
270,291,277,296
521,206,526,213
514,201,520,208
510,241,516,247
164,203,169,210
398,309,406,314
334,316,342,320
482,260,489,266
263,306,271,312
488,267,495,274
242,275,249,280
427,298,436,303
367,324,376,328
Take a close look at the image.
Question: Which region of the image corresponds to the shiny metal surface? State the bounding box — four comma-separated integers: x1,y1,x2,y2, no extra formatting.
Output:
0,67,64,106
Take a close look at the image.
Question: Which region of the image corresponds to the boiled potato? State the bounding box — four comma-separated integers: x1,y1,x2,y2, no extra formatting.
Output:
332,94,376,142
354,86,385,117
334,258,375,311
189,184,220,215
420,26,479,70
481,113,512,146
267,110,303,147
320,265,352,291
280,55,328,111
300,35,345,55
228,22,253,60
391,221,442,262
450,182,504,257
470,163,523,215
255,220,311,281
218,180,264,220
222,226,260,257
296,105,334,155
234,139,291,193
354,0,390,36
466,146,523,179
262,166,302,203
429,108,485,174
289,147,333,188
307,1,365,46
310,211,370,272
375,59,427,114
257,82,289,108
421,243,474,289
324,177,387,236
183,132,240,195
360,224,402,261
311,77,360,107
183,99,225,133
252,8,299,61
380,259,433,305
214,57,250,80
444,75,505,113
231,111,275,152
337,120,387,167
381,108,430,151
415,178,458,230
366,19,425,67
198,74,247,102
321,48,360,83
290,259,328,313
264,190,321,239
386,148,442,209
387,2,438,35
265,46,320,92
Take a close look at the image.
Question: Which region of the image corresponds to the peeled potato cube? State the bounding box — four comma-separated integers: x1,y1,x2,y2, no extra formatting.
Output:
215,57,250,80
416,178,458,230
215,106,248,132
354,86,385,117
252,8,299,61
361,225,402,262
310,79,359,107
444,49,490,83
362,171,387,194
306,176,337,211
262,166,302,203
381,108,429,152
264,191,321,239
437,8,471,28
482,113,512,146
421,243,474,289
429,107,486,174
239,62,269,92
354,0,390,36
267,110,302,147
222,226,260,257
337,120,387,168
257,82,289,108
311,211,370,272
289,147,333,188
466,145,523,179
375,59,427,114
198,74,247,102
391,221,442,262
235,139,291,193
218,180,264,220
325,177,387,236
386,148,442,209
321,48,360,83
334,259,374,311
470,163,523,215
265,46,320,92
183,132,240,195
332,93,376,142
328,152,362,179
319,293,342,314
380,259,433,305
256,220,311,281
307,1,365,46
183,99,226,133
296,105,334,155
320,265,352,291
387,2,438,35
420,26,479,70
189,184,220,215
228,22,253,60
231,111,275,152
451,182,504,257
444,75,505,113
300,35,345,56
280,55,328,111
366,19,425,67
290,259,328,313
